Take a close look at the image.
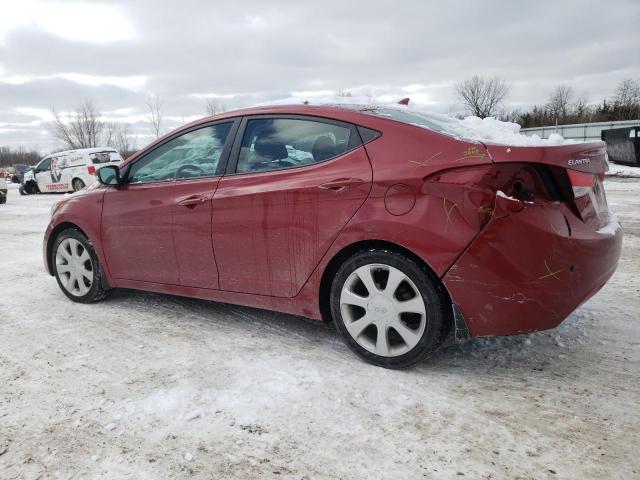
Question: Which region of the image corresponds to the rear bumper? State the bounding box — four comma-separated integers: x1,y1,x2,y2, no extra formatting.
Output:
443,203,623,337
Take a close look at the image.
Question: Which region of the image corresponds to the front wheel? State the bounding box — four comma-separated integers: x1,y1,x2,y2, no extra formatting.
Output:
330,249,445,368
52,229,111,303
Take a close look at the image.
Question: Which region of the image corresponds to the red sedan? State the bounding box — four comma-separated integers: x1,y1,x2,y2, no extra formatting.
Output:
44,105,622,368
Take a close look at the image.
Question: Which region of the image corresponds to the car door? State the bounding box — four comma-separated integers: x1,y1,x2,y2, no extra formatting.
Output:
101,121,237,286
171,121,237,288
212,115,373,297
34,157,53,191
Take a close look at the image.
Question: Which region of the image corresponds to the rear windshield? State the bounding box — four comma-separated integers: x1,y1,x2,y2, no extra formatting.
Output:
362,107,456,135
90,151,122,164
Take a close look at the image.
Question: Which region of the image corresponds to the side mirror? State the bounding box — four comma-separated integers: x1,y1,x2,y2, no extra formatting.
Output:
97,165,121,186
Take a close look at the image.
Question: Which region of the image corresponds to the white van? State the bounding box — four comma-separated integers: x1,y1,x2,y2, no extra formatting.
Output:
21,147,123,194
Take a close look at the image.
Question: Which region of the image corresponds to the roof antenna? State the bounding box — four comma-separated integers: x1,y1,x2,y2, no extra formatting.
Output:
398,97,410,105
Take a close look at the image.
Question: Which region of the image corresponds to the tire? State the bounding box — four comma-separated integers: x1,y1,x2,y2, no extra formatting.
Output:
330,249,445,368
0,193,6,204
24,182,38,195
52,229,111,303
72,178,85,192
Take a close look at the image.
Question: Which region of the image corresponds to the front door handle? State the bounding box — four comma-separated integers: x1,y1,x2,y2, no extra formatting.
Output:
318,178,363,192
177,195,207,208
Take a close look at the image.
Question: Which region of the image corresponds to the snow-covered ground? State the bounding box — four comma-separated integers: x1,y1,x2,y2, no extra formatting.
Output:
607,161,640,178
1,180,639,479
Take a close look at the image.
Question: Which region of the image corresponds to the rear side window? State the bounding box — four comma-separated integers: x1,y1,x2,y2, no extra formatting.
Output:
236,118,355,173
90,151,121,164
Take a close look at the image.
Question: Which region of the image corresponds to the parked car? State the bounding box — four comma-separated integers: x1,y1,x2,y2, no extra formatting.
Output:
11,163,32,184
21,147,123,195
43,105,622,368
601,126,640,165
0,170,7,204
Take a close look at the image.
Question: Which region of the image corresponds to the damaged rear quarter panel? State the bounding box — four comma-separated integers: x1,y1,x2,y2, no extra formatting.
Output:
443,199,623,337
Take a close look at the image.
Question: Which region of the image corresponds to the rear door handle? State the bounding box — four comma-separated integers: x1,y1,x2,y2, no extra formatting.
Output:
318,178,363,192
177,195,207,207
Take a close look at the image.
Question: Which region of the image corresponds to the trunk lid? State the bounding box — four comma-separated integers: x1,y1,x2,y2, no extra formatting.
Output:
484,140,611,230
484,140,608,175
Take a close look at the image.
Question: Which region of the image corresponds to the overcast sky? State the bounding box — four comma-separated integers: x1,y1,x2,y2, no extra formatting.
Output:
1,0,639,153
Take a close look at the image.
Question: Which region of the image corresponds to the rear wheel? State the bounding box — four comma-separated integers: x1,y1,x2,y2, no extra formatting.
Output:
330,249,445,368
72,178,85,192
53,229,111,303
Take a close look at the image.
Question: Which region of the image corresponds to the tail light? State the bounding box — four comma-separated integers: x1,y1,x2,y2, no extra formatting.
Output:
0,170,5,178
87,165,96,175
565,169,608,226
567,170,595,198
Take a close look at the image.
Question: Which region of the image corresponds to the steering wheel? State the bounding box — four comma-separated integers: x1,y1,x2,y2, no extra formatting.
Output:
176,164,205,178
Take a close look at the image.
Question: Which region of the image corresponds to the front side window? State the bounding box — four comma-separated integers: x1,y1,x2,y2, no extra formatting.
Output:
128,122,232,184
37,158,52,172
236,118,354,173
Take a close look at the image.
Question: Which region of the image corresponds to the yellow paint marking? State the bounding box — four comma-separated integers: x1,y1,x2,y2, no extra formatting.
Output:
538,259,563,281
443,197,458,226
455,145,486,162
409,151,443,167
463,145,483,157
455,154,486,161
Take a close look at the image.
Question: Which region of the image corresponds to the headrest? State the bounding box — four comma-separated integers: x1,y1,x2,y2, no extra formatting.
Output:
255,136,288,160
312,135,337,161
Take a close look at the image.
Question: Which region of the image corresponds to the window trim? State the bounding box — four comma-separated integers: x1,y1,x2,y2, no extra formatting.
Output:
123,118,240,186
225,114,362,176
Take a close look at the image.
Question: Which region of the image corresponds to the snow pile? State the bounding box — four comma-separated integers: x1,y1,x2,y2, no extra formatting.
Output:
606,162,640,178
596,211,621,236
438,115,573,146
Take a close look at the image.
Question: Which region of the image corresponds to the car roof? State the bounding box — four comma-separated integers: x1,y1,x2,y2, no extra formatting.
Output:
44,147,118,158
189,104,379,127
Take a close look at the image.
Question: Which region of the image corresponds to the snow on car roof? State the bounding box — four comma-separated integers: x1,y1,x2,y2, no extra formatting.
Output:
261,95,578,146
355,104,577,146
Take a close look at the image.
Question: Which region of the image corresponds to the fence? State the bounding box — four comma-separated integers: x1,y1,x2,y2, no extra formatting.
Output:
520,120,640,141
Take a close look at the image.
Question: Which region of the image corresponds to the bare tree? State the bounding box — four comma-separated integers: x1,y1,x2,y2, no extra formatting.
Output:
612,78,640,119
546,85,574,122
204,98,226,116
108,123,137,159
455,76,510,118
613,78,640,106
50,100,107,149
146,94,163,138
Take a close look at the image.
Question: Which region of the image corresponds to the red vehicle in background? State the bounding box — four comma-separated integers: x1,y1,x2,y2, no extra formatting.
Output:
44,104,622,368
0,170,7,204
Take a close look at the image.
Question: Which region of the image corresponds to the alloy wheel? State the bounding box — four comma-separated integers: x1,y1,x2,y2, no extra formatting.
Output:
340,263,427,357
55,238,94,297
